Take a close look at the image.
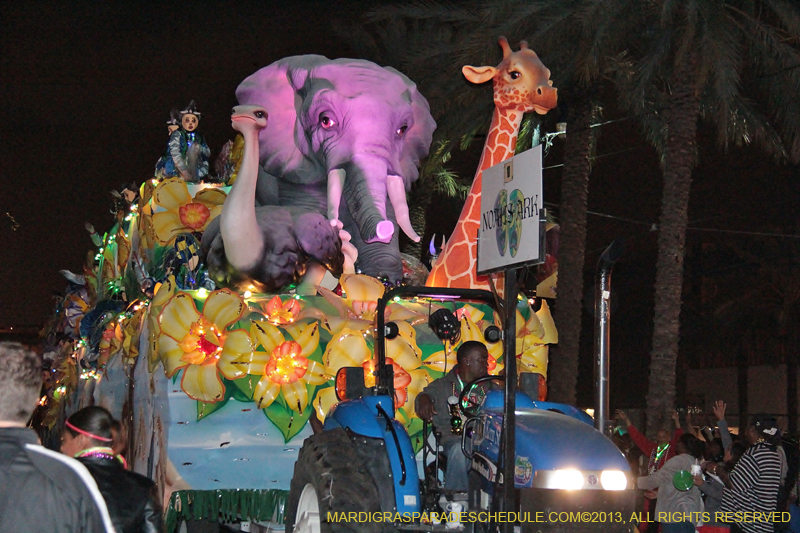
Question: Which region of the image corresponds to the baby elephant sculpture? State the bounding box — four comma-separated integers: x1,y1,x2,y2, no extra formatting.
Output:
205,55,437,288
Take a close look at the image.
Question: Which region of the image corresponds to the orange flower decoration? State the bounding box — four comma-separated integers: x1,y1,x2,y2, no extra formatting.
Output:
178,203,211,230
265,341,309,385
260,296,303,326
362,357,412,407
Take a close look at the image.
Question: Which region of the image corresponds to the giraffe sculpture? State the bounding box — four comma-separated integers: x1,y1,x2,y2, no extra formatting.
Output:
426,37,557,291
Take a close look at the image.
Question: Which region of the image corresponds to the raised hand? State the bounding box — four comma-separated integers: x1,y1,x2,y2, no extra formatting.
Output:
671,409,681,428
713,400,726,421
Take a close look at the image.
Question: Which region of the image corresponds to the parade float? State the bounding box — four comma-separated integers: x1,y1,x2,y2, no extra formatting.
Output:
40,45,559,530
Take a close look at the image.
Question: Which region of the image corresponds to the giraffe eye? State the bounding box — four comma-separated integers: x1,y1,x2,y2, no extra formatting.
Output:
509,71,521,80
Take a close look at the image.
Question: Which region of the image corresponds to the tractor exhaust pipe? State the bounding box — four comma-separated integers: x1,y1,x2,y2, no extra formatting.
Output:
594,238,624,436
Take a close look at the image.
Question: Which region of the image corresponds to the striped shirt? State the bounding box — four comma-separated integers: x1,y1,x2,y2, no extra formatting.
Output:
721,441,782,533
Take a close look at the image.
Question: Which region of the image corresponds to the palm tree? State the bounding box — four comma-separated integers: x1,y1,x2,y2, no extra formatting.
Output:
614,0,800,434
471,0,800,431
681,224,800,432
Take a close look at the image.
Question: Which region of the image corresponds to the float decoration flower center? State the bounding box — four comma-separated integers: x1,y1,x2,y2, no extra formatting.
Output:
178,319,222,365
265,341,308,385
178,202,211,230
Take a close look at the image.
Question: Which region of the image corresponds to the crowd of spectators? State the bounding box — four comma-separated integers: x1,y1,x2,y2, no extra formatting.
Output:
616,401,798,533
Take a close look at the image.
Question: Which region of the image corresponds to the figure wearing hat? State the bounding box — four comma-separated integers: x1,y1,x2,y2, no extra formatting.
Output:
167,101,211,182
155,109,181,178
719,414,785,533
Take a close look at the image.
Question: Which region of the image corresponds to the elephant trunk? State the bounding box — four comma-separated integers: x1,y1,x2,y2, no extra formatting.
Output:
339,195,403,283
329,155,421,245
340,155,393,244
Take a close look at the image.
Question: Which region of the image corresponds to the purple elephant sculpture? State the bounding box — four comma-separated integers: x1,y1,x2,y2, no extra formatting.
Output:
202,55,436,290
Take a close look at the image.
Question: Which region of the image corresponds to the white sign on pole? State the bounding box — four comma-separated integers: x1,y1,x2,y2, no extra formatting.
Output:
477,145,544,275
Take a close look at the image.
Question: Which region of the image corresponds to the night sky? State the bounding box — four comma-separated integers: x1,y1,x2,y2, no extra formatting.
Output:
0,1,379,327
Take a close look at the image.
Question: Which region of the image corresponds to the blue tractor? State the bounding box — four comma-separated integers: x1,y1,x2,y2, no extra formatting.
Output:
285,284,636,533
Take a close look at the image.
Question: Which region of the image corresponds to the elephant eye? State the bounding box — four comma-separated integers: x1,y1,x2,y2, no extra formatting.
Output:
509,70,521,80
319,114,337,129
396,125,408,137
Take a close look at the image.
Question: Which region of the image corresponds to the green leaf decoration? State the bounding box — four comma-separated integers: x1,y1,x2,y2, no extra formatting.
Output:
405,413,423,436
305,342,324,365
230,374,260,402
262,390,314,443
197,397,228,421
165,489,289,532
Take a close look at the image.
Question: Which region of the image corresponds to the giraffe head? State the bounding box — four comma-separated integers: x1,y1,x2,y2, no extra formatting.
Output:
463,36,557,115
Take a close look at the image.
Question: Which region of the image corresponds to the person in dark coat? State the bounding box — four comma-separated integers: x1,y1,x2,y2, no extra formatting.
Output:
0,342,114,533
61,406,164,533
415,341,494,491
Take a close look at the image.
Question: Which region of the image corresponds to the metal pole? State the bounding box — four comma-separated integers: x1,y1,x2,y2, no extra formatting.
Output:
502,268,517,533
594,239,624,436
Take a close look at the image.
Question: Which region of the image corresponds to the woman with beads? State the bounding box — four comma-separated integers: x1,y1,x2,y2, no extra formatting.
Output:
61,406,164,533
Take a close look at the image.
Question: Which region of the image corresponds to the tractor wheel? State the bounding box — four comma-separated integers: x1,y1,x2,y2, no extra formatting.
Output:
286,428,385,533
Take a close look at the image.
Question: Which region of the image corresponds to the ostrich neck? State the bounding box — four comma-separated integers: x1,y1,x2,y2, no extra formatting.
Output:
220,127,264,272
230,129,260,206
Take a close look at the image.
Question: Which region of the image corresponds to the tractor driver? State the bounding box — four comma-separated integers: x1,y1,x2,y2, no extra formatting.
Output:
415,340,491,491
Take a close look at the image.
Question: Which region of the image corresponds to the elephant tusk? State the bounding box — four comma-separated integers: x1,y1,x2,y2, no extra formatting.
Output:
387,174,420,243
327,168,346,222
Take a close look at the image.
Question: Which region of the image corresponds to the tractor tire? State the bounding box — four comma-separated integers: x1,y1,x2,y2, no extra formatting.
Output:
286,428,386,533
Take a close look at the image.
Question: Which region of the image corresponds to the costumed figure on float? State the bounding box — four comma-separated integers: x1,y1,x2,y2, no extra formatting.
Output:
166,101,211,182
154,109,181,178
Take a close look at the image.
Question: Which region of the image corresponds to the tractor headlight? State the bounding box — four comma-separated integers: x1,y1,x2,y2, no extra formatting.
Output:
551,469,584,490
600,470,627,490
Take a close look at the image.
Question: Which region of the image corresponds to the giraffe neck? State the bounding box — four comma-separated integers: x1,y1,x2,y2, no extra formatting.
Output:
426,105,524,290
476,106,523,178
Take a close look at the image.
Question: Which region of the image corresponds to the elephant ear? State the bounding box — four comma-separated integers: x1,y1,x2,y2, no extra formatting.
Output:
236,55,329,180
387,69,436,189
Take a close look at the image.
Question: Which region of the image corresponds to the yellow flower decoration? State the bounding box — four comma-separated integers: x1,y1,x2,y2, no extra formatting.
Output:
312,387,339,423
515,300,556,378
251,321,328,413
147,276,176,373
321,320,426,415
101,227,131,282
317,274,424,334
118,303,146,364
152,179,227,245
157,288,251,403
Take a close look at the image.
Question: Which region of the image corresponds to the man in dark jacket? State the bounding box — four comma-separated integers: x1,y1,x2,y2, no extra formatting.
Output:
416,341,492,491
0,342,113,533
